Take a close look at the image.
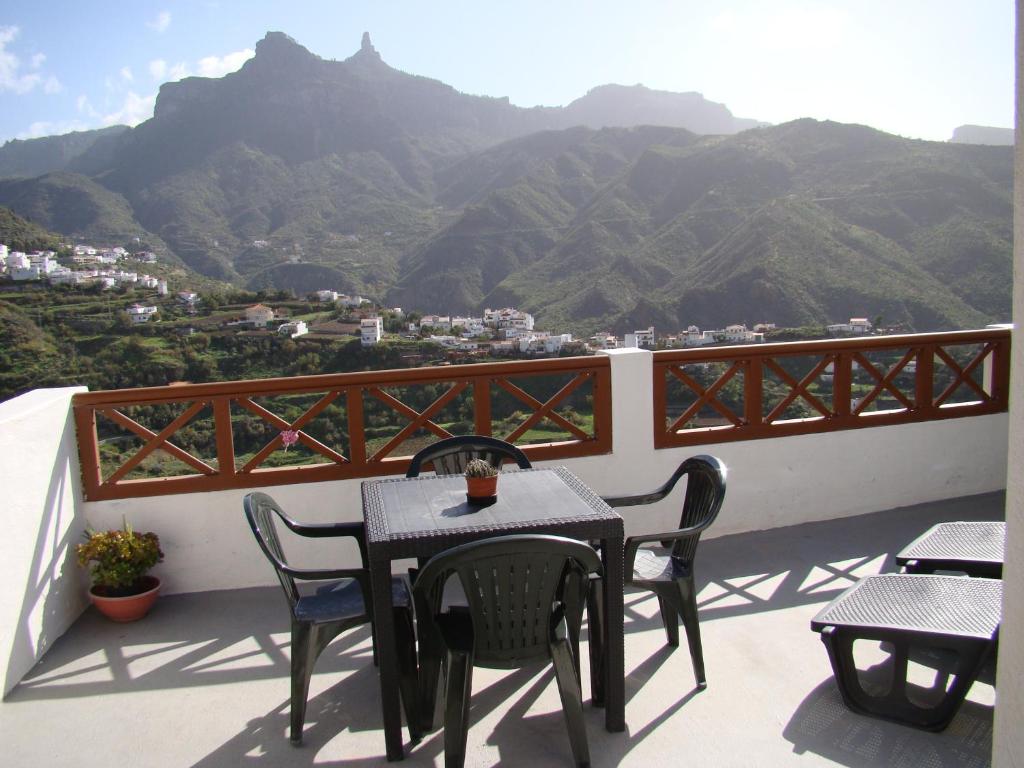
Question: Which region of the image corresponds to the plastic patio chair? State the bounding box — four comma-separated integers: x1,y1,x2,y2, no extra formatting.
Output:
406,434,532,477
588,455,727,702
412,534,601,768
243,491,419,744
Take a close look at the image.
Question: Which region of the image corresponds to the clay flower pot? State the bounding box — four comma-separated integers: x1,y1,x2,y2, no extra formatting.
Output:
89,576,161,622
466,475,498,502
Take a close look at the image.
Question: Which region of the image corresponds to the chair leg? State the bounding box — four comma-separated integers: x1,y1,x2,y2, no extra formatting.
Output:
585,576,605,708
418,634,445,733
444,649,474,768
394,607,422,742
290,621,318,744
551,638,592,768
657,594,679,647
675,576,706,689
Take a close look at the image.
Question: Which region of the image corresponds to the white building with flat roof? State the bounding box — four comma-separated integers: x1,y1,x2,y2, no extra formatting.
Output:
360,317,383,346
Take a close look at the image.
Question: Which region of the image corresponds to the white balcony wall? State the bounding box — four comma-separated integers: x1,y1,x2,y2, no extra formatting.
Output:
80,349,1009,596
993,1,1023,761
0,387,88,696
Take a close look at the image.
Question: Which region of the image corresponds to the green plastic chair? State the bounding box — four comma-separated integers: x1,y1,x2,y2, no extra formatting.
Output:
243,492,419,744
589,455,727,703
406,434,532,477
413,534,601,768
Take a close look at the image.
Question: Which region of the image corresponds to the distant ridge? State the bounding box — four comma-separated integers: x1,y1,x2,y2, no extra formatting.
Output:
0,126,129,179
950,125,1013,146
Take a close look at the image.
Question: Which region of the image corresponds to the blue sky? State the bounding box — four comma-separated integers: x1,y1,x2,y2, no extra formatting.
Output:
0,1,1014,144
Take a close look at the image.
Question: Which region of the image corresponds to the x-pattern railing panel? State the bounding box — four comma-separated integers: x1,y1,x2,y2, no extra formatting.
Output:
933,342,994,407
74,356,612,500
666,362,745,430
654,329,1010,449
762,355,834,423
851,349,917,414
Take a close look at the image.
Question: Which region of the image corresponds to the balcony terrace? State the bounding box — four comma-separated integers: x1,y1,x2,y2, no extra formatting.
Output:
0,323,1016,765
0,494,1002,767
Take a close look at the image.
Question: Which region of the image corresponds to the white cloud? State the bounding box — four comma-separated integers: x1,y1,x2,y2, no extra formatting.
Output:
167,62,189,81
102,91,157,127
120,66,133,82
149,58,189,82
0,26,43,94
43,75,61,94
147,11,171,33
77,94,99,117
30,52,44,69
18,119,90,139
196,48,254,78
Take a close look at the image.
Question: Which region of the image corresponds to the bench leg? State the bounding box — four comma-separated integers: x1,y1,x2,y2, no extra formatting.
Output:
819,626,993,731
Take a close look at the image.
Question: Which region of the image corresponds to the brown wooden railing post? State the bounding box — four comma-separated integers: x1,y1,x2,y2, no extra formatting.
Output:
744,356,763,428
991,335,1007,409
989,336,1011,408
833,351,852,420
916,345,935,416
347,387,366,466
212,397,235,477
73,404,102,500
473,378,492,436
593,364,613,452
652,359,668,448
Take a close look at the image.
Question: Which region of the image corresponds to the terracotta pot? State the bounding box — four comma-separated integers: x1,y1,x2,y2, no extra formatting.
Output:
89,576,161,622
466,475,498,501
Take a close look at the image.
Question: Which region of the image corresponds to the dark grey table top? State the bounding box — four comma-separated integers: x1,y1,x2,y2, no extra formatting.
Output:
811,574,1002,640
362,467,622,558
895,521,1005,566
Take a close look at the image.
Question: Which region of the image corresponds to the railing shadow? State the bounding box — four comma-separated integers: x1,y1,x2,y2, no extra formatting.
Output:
3,411,88,697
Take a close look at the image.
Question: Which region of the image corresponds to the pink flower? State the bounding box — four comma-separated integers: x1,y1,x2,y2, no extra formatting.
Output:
281,430,299,450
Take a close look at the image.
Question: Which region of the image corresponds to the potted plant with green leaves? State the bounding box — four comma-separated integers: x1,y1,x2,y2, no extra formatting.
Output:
465,458,499,502
76,519,164,622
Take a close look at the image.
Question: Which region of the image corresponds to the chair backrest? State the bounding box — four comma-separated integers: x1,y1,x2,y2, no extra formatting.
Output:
413,534,601,667
243,492,301,608
406,435,532,477
673,455,727,563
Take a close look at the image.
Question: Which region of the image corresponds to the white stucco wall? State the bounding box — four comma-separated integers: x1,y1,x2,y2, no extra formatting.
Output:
993,3,1023,763
81,349,1009,596
0,387,88,697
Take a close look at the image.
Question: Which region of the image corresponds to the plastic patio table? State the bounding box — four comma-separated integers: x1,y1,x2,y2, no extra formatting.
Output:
361,466,625,761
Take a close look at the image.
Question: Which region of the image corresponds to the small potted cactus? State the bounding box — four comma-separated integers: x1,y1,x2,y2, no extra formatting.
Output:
465,458,499,501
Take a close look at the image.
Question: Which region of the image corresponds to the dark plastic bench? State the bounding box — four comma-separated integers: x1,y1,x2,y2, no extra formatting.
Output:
810,573,1001,730
895,521,1005,579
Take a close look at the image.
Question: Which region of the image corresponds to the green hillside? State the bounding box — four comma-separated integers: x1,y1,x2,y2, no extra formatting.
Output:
0,30,1010,336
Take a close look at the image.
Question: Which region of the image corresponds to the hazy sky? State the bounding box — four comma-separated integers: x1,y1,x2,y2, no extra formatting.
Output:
0,1,1014,144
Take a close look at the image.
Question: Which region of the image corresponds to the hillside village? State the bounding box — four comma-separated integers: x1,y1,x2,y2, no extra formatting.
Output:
1,240,876,362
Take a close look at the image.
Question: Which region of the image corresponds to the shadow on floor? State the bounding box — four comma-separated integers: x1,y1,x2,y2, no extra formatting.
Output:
783,674,992,768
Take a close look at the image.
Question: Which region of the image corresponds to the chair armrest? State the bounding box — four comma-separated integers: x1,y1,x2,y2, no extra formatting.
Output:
281,564,370,583
601,462,690,508
274,515,369,567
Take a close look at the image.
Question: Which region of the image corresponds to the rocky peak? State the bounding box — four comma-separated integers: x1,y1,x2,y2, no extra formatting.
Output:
251,31,319,68
347,30,384,67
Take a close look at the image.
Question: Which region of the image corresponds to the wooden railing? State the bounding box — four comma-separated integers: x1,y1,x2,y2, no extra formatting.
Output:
653,328,1011,449
73,356,612,501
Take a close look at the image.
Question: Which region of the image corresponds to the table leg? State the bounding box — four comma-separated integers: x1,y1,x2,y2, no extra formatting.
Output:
601,534,625,732
370,555,405,761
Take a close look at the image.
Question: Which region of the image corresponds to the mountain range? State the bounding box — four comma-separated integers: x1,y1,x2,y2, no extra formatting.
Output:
0,31,1012,335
